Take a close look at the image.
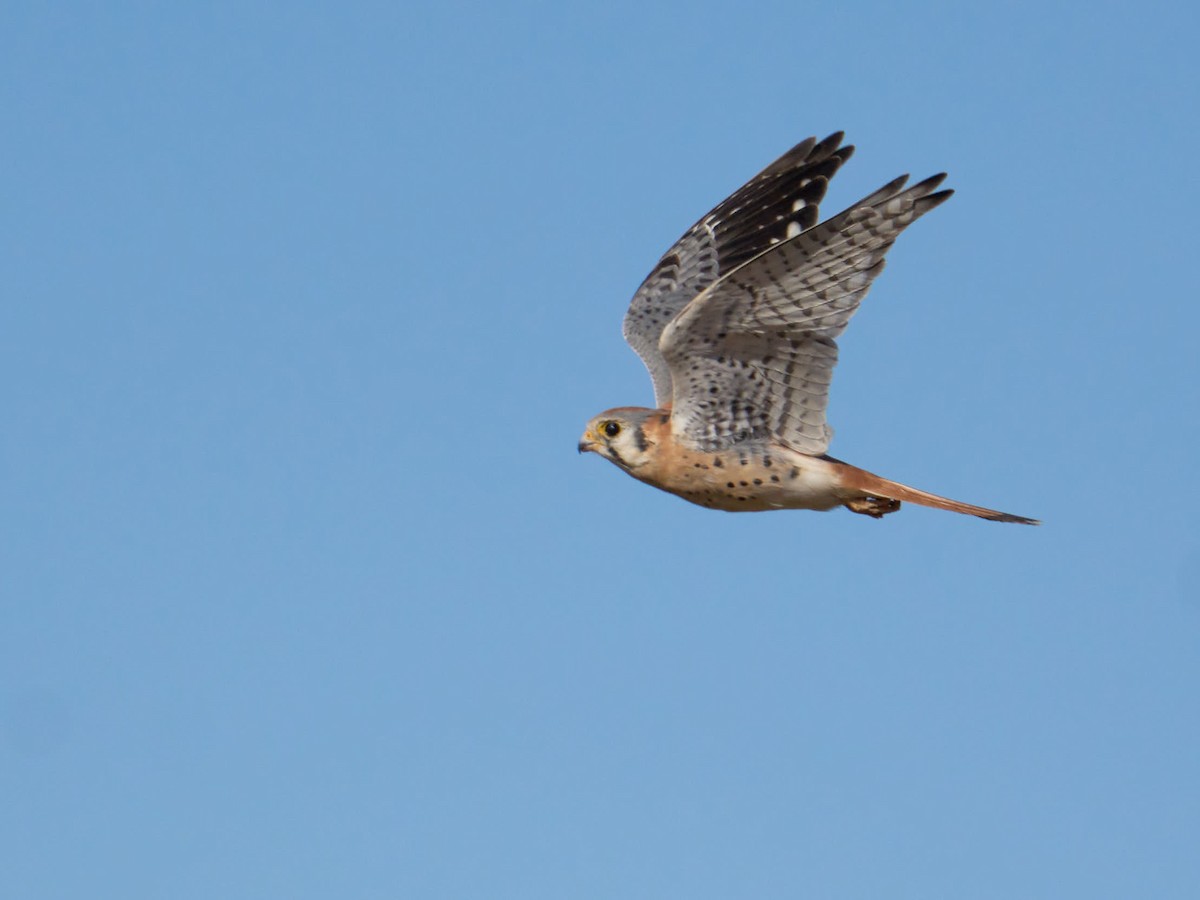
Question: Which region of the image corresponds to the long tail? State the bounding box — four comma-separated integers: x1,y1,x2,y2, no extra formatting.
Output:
837,461,1040,525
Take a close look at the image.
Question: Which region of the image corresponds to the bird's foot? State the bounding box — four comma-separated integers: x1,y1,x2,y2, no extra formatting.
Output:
845,496,902,519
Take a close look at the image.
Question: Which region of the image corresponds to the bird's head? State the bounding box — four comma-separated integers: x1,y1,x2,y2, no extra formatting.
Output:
578,407,659,471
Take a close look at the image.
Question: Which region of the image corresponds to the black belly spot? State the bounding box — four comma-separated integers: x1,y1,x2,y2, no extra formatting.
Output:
789,467,800,479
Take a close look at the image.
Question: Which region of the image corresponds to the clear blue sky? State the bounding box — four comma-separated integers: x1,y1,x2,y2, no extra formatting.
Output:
3,2,1198,897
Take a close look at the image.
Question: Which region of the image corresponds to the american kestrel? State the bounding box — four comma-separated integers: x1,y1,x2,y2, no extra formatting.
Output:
580,132,1038,524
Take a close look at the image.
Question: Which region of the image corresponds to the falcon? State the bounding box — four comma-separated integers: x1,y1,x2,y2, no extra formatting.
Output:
579,132,1038,524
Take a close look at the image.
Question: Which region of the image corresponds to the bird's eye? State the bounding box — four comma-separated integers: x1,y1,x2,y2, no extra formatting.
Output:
603,421,621,438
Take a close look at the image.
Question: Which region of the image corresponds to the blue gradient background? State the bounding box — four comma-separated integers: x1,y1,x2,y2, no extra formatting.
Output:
3,2,1197,897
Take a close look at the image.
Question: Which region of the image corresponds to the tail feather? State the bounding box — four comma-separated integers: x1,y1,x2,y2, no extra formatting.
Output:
838,462,1040,525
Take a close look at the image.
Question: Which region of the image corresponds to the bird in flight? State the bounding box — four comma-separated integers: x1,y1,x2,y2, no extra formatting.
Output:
579,132,1038,524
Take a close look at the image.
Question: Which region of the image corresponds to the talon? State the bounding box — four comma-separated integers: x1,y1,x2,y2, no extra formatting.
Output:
845,496,902,518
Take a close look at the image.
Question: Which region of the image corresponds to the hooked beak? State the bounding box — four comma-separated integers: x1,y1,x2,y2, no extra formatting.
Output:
578,432,598,454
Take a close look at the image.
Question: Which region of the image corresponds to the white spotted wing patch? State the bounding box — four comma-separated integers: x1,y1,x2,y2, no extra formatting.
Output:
662,173,952,455
622,133,852,406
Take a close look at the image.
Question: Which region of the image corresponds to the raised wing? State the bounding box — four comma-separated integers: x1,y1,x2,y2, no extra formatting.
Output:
622,133,853,407
660,174,952,455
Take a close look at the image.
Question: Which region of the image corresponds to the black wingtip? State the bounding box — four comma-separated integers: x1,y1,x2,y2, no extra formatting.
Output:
915,188,954,214
790,135,818,157
913,172,949,192
816,131,845,152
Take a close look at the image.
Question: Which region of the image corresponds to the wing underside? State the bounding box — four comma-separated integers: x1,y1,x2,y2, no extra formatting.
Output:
661,173,952,455
622,133,853,406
